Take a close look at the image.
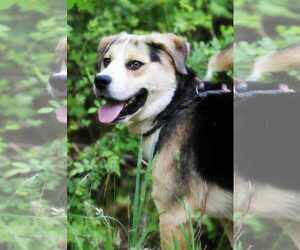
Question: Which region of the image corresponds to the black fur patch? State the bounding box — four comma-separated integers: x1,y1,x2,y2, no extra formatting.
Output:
214,72,233,87
147,42,162,62
190,93,233,191
153,69,233,191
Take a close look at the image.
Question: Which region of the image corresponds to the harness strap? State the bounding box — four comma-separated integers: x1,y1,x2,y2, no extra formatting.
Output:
142,125,160,137
235,82,295,97
195,80,231,97
143,80,232,138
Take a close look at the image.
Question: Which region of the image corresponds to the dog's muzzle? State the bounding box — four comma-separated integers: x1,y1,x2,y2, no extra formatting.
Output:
95,87,148,124
48,71,67,124
94,75,112,92
49,71,67,96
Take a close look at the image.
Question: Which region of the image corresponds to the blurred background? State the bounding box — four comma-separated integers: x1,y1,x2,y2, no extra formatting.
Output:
68,0,233,249
235,0,300,250
235,0,300,80
0,1,67,250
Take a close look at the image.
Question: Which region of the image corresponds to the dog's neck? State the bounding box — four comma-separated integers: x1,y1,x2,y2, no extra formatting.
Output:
128,119,159,160
128,118,154,135
129,69,198,161
143,128,161,160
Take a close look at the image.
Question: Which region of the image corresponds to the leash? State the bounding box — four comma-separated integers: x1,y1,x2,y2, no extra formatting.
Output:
195,80,297,98
143,78,297,138
234,82,295,97
143,79,232,138
195,80,232,97
142,124,161,137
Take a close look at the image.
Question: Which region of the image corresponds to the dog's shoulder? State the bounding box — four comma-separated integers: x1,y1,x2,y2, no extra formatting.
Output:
189,93,233,191
154,90,233,192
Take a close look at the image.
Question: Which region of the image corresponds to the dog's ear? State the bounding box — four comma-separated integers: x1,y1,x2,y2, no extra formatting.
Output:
98,32,128,56
55,37,67,63
148,33,190,75
98,35,118,56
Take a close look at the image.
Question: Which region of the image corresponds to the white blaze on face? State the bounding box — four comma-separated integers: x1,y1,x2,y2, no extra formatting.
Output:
97,34,177,124
99,38,137,100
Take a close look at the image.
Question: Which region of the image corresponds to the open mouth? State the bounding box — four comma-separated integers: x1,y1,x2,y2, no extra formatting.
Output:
56,106,67,124
98,88,148,124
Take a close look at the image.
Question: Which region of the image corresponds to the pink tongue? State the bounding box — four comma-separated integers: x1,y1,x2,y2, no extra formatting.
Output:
56,107,67,124
98,103,124,124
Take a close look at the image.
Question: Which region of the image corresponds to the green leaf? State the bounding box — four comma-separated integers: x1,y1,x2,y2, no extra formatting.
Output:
88,107,98,114
37,107,54,114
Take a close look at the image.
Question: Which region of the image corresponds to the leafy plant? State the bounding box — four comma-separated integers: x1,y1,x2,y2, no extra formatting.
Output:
68,0,233,249
0,1,67,249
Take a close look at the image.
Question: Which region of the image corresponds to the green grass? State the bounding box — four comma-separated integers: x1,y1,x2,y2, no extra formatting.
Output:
68,136,158,249
67,134,235,249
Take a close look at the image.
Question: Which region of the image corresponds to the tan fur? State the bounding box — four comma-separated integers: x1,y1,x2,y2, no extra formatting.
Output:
98,32,190,75
152,122,188,212
278,220,300,248
235,175,300,249
247,44,300,81
96,33,233,249
151,118,232,249
54,37,67,74
221,219,234,246
55,37,67,64
234,175,300,221
152,121,194,250
204,45,233,80
97,33,123,56
147,33,190,74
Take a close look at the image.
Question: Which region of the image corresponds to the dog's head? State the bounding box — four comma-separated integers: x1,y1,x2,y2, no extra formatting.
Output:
94,32,190,125
48,37,67,123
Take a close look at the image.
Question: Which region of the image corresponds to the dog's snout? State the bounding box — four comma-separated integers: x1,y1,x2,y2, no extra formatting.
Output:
49,73,67,92
94,75,112,90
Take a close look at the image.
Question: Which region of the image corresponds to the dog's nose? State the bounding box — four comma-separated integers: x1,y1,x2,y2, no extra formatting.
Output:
49,73,67,92
94,75,112,90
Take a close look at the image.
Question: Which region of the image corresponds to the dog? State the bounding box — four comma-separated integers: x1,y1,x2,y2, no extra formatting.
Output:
93,32,233,249
48,37,67,123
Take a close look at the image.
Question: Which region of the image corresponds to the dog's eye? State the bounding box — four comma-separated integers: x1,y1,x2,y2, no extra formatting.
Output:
126,60,144,71
102,58,111,68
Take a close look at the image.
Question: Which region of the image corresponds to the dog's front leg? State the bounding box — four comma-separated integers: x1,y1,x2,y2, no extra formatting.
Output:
277,220,300,249
159,214,189,250
221,218,233,247
157,206,191,250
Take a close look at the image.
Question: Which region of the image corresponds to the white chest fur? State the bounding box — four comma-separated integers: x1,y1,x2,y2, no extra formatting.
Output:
142,129,160,161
